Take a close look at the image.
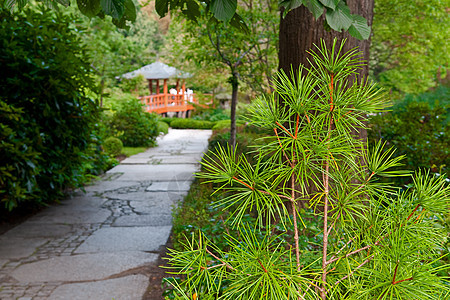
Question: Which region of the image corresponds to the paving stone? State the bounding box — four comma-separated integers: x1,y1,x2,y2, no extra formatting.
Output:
102,191,185,203
26,204,110,224
0,129,212,298
146,180,193,192
74,226,172,253
113,214,173,226
11,252,157,282
0,259,8,267
107,163,199,180
83,180,139,193
129,198,180,212
48,275,149,300
0,238,48,259
1,224,72,239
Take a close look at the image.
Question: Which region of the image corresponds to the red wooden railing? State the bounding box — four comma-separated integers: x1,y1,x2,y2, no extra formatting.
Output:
140,93,211,114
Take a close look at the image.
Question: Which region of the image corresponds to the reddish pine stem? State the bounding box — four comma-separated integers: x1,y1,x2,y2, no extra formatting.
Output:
295,113,299,139
274,128,294,167
291,175,301,272
232,176,253,190
257,259,268,273
329,74,334,111
334,254,374,286
392,261,399,284
393,277,413,285
407,204,421,221
321,161,330,300
205,247,234,271
276,121,295,139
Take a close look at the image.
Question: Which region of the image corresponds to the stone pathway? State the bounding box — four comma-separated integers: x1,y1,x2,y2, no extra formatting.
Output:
0,129,212,300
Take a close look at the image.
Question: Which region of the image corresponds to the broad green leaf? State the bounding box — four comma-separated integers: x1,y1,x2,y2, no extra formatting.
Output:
348,14,370,40
4,0,28,10
210,0,237,22
4,0,16,11
318,0,339,10
183,0,201,21
77,0,101,18
303,0,324,19
123,0,136,22
111,0,135,27
325,1,352,31
229,13,249,34
279,0,303,11
56,0,70,7
155,0,169,17
100,0,124,20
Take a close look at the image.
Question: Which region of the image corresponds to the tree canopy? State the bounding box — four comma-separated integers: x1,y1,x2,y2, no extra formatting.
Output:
370,0,449,95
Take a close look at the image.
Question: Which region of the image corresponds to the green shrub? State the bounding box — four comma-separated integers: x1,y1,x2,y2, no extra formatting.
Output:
170,118,215,129
0,7,103,211
157,121,169,135
369,86,449,183
160,117,176,126
108,97,159,147
211,119,246,130
192,107,230,121
103,137,123,156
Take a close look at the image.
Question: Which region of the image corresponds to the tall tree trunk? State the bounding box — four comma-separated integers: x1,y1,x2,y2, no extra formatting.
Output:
229,73,239,148
278,0,374,141
279,0,374,78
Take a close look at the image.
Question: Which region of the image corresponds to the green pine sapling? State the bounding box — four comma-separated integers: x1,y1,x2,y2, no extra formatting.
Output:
165,39,449,299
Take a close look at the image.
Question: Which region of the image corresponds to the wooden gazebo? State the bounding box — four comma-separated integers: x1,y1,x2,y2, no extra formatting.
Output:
121,62,200,116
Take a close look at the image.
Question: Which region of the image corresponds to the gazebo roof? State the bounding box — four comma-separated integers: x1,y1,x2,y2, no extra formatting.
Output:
120,62,192,80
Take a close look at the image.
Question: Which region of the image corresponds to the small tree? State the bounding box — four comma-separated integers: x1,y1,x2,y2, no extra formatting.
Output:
167,3,278,147
165,40,449,299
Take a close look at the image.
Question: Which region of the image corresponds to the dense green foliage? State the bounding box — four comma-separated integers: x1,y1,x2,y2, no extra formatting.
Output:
371,0,448,95
170,119,215,129
211,119,246,130
103,137,123,156
107,97,159,147
156,0,370,40
0,7,107,211
79,11,164,93
3,0,138,29
369,86,449,183
164,41,449,300
158,121,170,135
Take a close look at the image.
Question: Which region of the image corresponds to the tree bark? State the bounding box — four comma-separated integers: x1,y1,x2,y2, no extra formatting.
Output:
229,73,239,148
278,0,374,141
279,0,374,77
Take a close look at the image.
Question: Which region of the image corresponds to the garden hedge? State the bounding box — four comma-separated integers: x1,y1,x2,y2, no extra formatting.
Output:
0,7,106,211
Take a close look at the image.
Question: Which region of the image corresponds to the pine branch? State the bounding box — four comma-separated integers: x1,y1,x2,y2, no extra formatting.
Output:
205,247,234,272
334,254,374,285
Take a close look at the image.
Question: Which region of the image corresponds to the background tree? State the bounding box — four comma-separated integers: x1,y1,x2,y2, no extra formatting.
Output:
370,0,449,95
166,2,279,146
69,6,163,103
2,0,138,29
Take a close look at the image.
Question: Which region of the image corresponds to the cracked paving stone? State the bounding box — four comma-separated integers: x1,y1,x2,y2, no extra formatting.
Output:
11,252,158,282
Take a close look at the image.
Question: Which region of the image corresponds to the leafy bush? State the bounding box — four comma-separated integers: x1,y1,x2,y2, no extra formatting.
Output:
211,119,246,130
157,121,169,135
108,97,159,147
0,7,104,211
0,100,40,211
160,117,176,126
192,107,230,122
103,137,123,156
170,118,215,129
369,86,449,182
